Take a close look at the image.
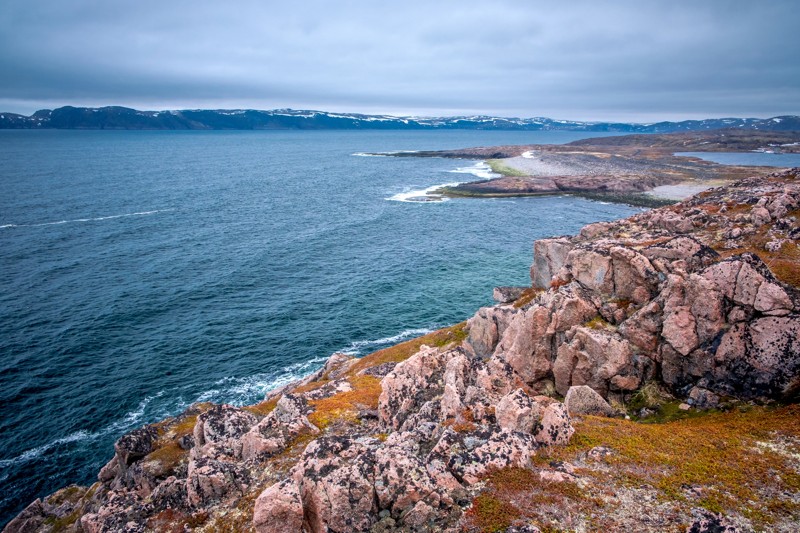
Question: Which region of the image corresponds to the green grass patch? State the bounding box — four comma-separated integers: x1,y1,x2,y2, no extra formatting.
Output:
487,159,529,177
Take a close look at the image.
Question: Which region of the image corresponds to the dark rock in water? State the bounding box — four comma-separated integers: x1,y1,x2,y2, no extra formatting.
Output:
406,195,443,202
493,286,528,303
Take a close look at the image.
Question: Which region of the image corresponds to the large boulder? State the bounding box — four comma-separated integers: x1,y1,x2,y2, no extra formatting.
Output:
564,385,616,417
241,394,319,460
253,479,304,533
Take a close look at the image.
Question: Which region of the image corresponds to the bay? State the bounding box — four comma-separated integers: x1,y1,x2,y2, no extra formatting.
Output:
0,129,639,524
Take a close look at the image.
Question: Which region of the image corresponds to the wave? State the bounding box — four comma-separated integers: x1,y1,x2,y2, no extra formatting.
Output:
340,327,434,356
196,356,329,405
352,150,419,157
0,209,171,229
446,161,499,180
0,430,95,469
0,325,433,475
386,182,460,203
388,161,499,203
521,150,535,159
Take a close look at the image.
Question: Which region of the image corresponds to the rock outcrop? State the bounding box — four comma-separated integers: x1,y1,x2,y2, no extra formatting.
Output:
467,170,800,405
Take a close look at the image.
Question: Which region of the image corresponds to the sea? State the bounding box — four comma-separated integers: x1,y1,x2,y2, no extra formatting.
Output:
0,127,698,525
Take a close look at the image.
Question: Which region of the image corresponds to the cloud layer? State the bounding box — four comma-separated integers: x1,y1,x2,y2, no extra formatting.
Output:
1,0,798,120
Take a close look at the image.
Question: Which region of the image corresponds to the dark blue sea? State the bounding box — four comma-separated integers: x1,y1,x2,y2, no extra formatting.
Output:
0,129,641,524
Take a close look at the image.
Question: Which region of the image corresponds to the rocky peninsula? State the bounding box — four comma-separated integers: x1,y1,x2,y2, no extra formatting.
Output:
389,130,800,206
5,166,800,532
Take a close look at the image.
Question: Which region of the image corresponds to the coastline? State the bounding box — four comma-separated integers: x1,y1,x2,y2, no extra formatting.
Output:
379,129,800,205
8,167,800,532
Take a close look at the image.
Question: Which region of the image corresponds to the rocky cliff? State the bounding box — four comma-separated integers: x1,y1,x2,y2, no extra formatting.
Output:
5,169,800,533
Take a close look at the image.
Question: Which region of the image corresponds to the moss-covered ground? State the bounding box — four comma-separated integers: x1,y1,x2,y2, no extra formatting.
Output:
465,404,800,532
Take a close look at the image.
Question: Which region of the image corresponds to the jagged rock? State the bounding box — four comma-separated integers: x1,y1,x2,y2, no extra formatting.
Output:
532,238,573,288
193,404,257,457
553,327,638,396
379,345,451,429
114,427,158,471
253,478,304,533
534,402,574,445
567,247,615,295
687,387,720,410
186,453,250,508
242,394,319,460
493,286,528,303
357,361,397,377
495,388,537,433
466,305,516,356
3,484,98,533
440,353,471,420
428,427,538,484
374,443,449,517
80,491,150,533
564,385,617,416
292,436,378,532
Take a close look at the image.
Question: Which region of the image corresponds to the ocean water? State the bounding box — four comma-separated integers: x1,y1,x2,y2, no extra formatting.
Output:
0,129,639,524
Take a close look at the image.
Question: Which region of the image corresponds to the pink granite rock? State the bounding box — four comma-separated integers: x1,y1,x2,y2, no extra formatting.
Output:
535,402,574,446
495,388,537,433
253,479,304,533
241,394,319,460
532,238,574,288
564,385,616,417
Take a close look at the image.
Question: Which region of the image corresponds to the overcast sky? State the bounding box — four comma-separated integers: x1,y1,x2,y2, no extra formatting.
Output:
0,0,797,121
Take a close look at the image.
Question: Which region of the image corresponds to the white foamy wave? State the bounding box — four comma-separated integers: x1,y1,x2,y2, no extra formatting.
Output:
340,327,434,356
352,150,419,157
387,182,463,203
0,430,96,469
447,161,499,180
0,391,173,471
197,356,330,405
521,150,535,159
0,209,171,229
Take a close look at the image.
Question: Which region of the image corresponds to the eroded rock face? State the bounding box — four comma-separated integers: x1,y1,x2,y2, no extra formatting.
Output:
241,394,319,460
466,172,800,403
249,343,576,532
253,479,303,533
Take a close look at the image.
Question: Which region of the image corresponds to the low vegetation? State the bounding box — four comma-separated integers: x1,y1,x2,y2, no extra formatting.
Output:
468,405,800,531
487,159,529,177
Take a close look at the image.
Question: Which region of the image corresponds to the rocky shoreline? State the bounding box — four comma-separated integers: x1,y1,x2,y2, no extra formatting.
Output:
384,130,800,204
5,169,800,532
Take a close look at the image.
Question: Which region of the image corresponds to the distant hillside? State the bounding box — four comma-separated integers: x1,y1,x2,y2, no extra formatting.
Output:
1,105,798,132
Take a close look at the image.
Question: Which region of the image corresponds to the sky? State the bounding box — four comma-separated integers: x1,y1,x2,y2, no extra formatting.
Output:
0,0,798,122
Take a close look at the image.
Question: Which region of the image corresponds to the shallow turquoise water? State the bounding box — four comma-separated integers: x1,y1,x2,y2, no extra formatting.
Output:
0,129,639,523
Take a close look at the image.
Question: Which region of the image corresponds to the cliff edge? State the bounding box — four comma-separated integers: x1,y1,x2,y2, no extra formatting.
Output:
6,169,800,533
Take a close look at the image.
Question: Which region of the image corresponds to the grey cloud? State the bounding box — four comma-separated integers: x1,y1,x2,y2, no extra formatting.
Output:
0,0,797,120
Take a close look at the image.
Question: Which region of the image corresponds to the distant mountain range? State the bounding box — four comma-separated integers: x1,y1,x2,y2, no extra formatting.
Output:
1,106,798,132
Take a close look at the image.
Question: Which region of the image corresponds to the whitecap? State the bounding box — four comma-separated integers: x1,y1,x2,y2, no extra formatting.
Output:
446,161,499,180
2,209,171,229
197,355,330,405
351,150,419,157
340,327,434,355
0,430,97,469
387,181,466,203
